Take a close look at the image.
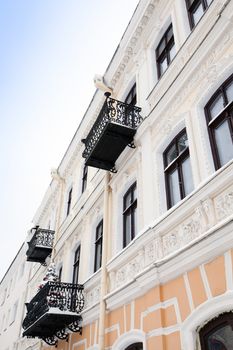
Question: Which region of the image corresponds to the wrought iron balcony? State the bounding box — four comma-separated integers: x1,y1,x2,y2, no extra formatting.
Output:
82,93,143,172
22,282,84,346
26,226,55,264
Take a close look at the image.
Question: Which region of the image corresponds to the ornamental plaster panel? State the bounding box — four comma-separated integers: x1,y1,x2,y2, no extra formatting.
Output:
108,166,233,292
214,186,233,221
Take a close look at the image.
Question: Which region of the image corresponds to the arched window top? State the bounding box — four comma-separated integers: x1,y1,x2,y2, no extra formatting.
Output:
204,73,233,170
125,342,143,350
199,312,233,349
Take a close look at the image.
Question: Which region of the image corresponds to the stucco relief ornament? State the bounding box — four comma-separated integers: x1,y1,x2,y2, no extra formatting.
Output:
162,231,180,256
202,198,215,228
215,191,233,220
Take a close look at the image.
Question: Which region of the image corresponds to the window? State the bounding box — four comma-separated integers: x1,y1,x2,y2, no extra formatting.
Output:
156,24,176,79
199,312,233,349
125,83,137,106
94,220,103,272
66,187,73,216
125,343,143,350
205,74,233,170
82,165,88,193
186,0,213,29
72,246,80,284
164,129,194,208
123,182,137,248
58,266,62,281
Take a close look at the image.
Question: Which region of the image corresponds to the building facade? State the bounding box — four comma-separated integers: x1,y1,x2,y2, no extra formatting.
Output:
0,243,39,350
2,0,233,349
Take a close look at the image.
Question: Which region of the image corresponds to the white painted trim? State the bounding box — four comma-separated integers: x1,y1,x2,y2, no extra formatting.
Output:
105,324,120,337
183,273,194,312
140,298,181,330
199,265,212,299
181,291,233,350
131,301,135,330
224,250,233,290
112,329,146,350
123,305,127,333
147,324,181,337
72,339,87,350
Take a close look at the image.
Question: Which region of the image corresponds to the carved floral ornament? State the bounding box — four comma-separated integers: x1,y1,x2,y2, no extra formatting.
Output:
107,187,233,293
110,1,158,87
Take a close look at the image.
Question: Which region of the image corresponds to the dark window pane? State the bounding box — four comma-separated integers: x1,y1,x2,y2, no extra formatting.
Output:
214,120,233,166
157,39,166,56
178,133,188,154
207,324,233,349
156,24,175,79
132,206,137,238
160,56,168,75
124,192,132,210
169,42,176,61
226,80,233,103
124,213,132,246
167,26,173,42
168,169,181,206
125,83,137,106
123,183,137,248
73,246,80,284
209,94,225,120
182,157,194,196
193,3,204,25
166,144,177,166
94,221,103,272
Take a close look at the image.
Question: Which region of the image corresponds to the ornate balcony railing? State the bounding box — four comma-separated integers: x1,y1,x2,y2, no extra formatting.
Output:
26,227,55,264
82,93,143,172
23,282,84,346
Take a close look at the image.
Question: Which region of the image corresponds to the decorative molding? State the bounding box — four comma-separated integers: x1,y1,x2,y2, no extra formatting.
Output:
108,163,233,292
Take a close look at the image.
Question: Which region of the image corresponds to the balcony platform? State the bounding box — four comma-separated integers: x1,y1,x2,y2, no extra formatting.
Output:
22,281,84,345
82,93,142,172
26,227,55,264
23,308,81,337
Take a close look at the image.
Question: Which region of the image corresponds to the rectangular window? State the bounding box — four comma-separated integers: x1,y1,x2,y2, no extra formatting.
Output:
164,129,194,208
66,188,73,216
72,246,81,284
82,165,88,193
123,182,137,248
156,24,175,79
94,220,103,272
58,266,62,281
125,83,137,106
205,74,233,169
186,0,213,29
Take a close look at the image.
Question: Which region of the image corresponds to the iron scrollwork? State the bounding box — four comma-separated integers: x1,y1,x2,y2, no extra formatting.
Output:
82,94,142,161
67,319,82,334
41,336,57,346
22,281,85,345
28,227,55,249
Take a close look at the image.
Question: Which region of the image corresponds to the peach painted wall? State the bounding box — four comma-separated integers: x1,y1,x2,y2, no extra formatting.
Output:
42,252,230,350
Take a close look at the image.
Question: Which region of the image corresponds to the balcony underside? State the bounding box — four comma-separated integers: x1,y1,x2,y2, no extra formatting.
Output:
85,121,136,171
23,309,81,338
26,246,52,263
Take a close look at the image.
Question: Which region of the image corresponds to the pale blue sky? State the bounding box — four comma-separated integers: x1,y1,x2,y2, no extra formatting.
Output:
0,0,139,281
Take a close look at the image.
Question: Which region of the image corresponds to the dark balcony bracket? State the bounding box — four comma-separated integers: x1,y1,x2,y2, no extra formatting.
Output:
22,282,84,346
82,93,143,172
26,227,55,265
